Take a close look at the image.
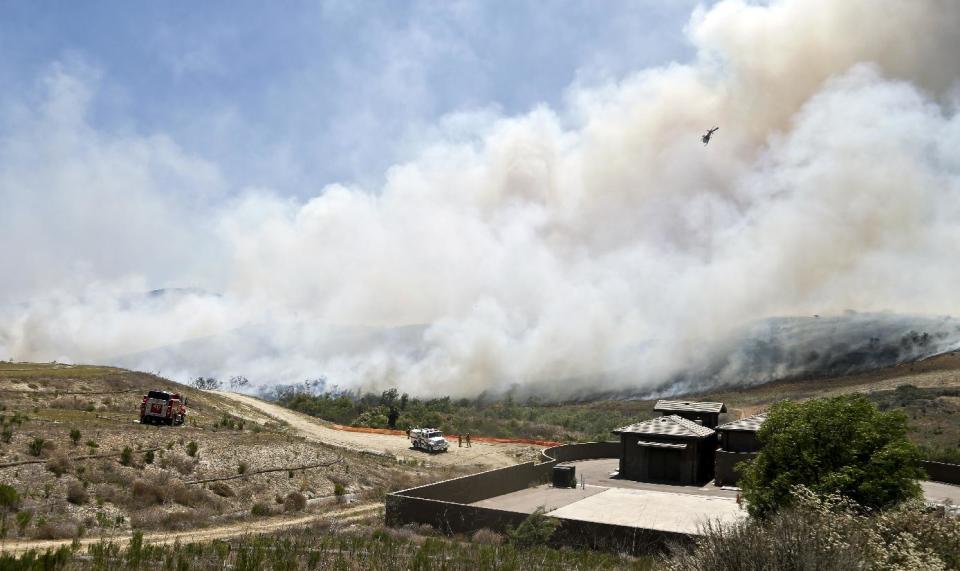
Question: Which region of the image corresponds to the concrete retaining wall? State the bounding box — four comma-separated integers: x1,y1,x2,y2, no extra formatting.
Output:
386,441,689,554
922,460,960,485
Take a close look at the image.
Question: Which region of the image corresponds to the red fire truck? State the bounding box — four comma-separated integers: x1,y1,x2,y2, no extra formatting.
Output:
140,390,187,426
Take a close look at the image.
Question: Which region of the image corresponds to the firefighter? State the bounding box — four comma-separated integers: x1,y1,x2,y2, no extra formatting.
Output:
465,433,472,448
458,434,463,448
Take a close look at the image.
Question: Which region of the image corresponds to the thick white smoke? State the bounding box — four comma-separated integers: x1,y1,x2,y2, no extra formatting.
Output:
2,0,960,397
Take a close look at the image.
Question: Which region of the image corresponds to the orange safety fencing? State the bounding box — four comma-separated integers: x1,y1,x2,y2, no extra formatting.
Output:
328,424,561,447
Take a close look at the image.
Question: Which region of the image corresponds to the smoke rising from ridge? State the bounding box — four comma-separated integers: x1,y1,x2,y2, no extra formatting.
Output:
2,0,960,397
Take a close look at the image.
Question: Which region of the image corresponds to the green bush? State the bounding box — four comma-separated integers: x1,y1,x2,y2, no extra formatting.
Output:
333,483,346,497
69,429,81,446
251,502,271,516
28,437,45,457
238,462,248,475
740,395,924,518
505,507,558,548
186,441,199,457
119,447,134,467
143,450,155,464
668,487,960,570
1,428,12,443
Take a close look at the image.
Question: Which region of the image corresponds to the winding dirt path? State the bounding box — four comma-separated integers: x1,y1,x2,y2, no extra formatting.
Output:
0,503,382,555
213,391,531,469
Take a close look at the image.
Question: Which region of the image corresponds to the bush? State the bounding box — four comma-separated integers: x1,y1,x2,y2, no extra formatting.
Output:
0,484,20,513
85,440,99,454
251,502,271,516
46,455,71,477
69,429,81,446
740,395,924,518
15,510,32,536
66,480,88,505
284,492,307,512
333,483,346,497
237,462,248,475
505,507,558,548
668,487,960,570
28,437,46,457
186,441,198,458
119,447,134,467
143,450,154,464
1,428,12,443
208,482,235,498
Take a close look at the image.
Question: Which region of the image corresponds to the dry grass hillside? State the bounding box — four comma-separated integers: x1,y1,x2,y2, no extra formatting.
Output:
0,362,472,544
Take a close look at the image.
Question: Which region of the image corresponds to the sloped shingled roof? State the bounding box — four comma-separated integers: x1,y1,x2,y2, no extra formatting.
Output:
613,414,716,438
717,412,768,433
654,400,727,414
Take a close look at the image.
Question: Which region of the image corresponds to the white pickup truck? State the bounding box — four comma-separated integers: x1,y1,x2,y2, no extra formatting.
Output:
409,428,449,453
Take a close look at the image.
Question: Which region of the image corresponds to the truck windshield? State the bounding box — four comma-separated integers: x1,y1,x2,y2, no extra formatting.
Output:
426,432,442,439
147,391,171,401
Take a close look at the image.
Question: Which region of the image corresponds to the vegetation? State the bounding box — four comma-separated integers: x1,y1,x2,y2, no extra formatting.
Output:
186,441,199,457
739,395,924,517
69,429,81,446
119,447,134,467
670,487,960,570
0,523,655,570
28,437,46,457
276,386,652,442
505,507,559,548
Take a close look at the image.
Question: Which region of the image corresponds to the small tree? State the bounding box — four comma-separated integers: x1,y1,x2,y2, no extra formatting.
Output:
192,377,221,390
69,429,81,446
143,450,155,465
229,376,250,390
740,395,924,518
186,441,199,457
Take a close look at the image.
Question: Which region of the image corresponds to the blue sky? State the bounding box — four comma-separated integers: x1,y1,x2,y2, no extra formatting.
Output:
0,1,702,195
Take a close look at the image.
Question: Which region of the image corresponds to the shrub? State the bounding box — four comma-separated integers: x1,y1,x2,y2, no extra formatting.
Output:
505,507,558,548
740,395,924,518
15,510,32,536
66,480,88,505
0,484,20,512
237,462,248,475
46,455,71,477
69,429,81,446
668,487,960,570
284,491,307,512
186,441,198,457
333,483,346,497
143,450,154,465
471,528,504,545
1,428,12,443
208,482,235,498
119,447,134,467
251,502,271,516
28,437,45,457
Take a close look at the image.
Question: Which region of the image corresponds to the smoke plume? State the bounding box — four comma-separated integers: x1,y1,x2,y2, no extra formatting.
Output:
3,0,960,398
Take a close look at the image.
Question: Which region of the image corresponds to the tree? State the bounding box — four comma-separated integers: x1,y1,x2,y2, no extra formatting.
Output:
228,376,250,390
739,395,924,518
192,377,221,390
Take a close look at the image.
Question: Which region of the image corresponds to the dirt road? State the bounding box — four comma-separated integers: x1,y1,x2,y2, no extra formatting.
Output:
213,391,533,469
0,503,382,555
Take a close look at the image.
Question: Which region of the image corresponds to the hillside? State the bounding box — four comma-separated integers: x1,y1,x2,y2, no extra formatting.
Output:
0,362,480,544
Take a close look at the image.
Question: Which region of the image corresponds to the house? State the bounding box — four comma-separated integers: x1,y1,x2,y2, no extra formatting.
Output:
714,412,767,487
653,400,727,428
612,415,717,485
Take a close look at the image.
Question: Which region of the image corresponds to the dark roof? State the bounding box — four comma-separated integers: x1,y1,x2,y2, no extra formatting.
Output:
613,415,716,438
717,412,768,432
654,400,726,414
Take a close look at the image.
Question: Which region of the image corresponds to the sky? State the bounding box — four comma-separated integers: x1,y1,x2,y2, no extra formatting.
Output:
0,1,701,194
2,0,960,398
